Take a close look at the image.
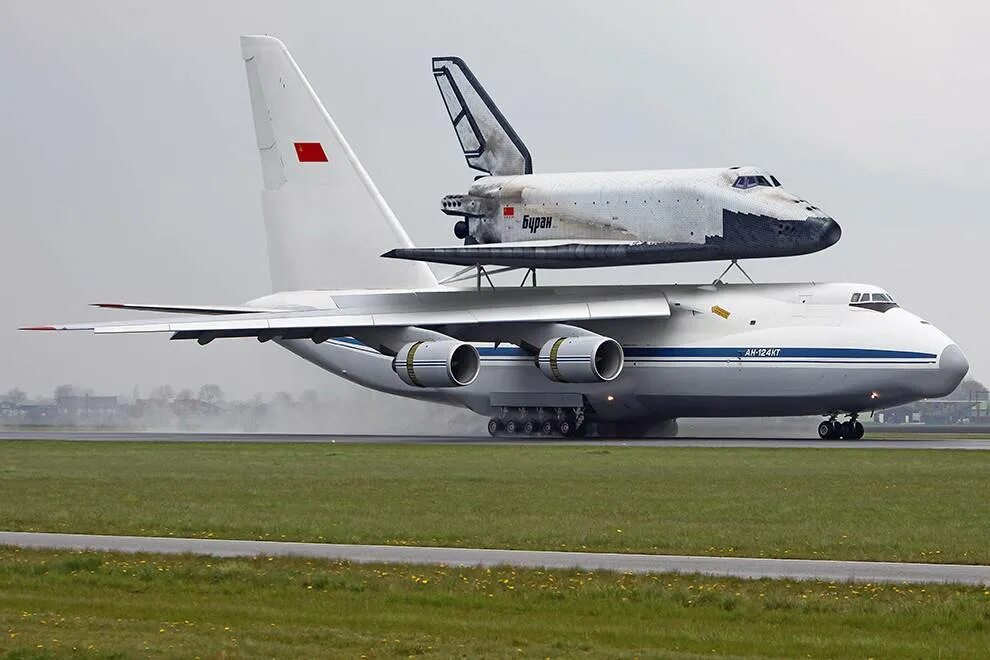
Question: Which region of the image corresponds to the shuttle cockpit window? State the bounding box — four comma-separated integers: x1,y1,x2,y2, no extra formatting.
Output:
733,175,773,190
769,175,782,187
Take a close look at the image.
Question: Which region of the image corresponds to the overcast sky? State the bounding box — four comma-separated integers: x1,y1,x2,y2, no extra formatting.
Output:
3,1,987,401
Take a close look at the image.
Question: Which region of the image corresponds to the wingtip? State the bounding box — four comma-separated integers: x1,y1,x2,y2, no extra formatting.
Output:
19,325,57,331
92,303,125,309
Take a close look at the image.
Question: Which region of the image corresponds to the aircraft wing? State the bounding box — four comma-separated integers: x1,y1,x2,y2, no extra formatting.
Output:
23,288,671,343
383,240,734,269
90,303,284,315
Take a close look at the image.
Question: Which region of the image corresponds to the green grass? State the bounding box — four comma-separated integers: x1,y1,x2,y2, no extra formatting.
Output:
1,441,989,563
1,547,988,658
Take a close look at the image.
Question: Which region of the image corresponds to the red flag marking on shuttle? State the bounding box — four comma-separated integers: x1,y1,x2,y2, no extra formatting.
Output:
503,206,515,218
294,142,328,163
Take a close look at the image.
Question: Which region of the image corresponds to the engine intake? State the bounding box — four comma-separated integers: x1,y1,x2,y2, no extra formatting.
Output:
538,336,624,383
393,341,480,388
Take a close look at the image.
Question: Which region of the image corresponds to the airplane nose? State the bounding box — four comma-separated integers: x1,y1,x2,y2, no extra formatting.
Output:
813,217,842,249
920,344,970,399
939,344,969,390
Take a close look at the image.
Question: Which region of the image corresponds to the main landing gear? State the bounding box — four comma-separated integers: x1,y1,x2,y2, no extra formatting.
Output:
488,406,587,438
817,414,865,440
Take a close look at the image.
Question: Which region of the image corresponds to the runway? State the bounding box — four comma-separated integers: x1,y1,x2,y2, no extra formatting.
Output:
1,430,990,449
2,531,988,586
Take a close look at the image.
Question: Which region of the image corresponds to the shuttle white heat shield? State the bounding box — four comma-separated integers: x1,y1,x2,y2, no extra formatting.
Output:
393,341,481,388
538,336,624,383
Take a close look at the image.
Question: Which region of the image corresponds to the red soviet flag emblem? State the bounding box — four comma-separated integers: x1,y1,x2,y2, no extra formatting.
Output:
294,142,328,163
503,206,515,218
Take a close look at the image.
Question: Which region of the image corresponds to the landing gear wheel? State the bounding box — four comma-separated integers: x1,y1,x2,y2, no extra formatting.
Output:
818,420,842,439
523,419,537,434
505,419,520,434
558,419,575,437
851,421,865,440
540,420,555,435
840,421,854,439
487,418,502,436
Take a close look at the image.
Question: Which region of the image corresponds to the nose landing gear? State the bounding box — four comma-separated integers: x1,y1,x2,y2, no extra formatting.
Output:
818,414,865,440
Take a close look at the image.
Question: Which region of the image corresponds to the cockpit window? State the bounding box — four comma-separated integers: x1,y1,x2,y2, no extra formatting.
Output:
850,292,899,312
769,175,782,187
733,175,773,190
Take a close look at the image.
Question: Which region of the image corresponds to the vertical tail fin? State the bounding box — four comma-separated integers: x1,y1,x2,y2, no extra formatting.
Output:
432,57,532,176
241,35,437,291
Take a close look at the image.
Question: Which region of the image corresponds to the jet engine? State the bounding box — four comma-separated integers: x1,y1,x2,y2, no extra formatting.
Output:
393,340,481,388
537,336,624,383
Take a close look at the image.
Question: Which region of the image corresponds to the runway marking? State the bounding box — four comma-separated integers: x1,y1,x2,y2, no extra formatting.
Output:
1,532,988,586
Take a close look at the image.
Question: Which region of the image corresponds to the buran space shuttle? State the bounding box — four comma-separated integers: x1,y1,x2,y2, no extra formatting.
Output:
385,57,841,270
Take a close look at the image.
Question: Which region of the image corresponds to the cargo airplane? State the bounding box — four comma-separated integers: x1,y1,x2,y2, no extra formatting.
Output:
384,57,841,269
22,36,967,439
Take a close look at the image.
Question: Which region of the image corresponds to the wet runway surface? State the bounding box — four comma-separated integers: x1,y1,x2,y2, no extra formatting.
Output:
2,531,987,586
1,430,990,449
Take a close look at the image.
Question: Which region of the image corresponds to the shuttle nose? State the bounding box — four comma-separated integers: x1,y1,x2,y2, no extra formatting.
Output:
812,217,841,249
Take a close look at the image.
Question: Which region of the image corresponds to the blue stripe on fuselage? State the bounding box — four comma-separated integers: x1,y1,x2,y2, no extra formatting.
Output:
329,337,935,361
623,347,936,359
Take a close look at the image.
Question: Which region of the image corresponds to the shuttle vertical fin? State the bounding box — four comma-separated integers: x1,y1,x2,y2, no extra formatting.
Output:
432,56,532,176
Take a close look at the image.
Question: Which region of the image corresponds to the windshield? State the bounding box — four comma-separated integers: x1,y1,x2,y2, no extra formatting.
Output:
849,291,899,312
733,174,781,189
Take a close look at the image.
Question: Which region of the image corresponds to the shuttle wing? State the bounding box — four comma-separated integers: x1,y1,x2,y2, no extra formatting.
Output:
383,240,741,269
23,289,671,344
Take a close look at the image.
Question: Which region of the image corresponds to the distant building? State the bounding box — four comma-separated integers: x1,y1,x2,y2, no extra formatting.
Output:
1,402,58,424
170,398,221,416
56,395,119,418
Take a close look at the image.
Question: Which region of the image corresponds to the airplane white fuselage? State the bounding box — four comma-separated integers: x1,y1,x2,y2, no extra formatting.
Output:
250,281,967,423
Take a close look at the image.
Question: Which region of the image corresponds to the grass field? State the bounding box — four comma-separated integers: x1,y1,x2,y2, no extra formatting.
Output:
1,547,988,658
1,441,989,564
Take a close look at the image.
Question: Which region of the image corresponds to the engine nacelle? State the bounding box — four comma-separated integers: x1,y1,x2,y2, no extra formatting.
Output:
393,341,481,388
538,336,624,383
